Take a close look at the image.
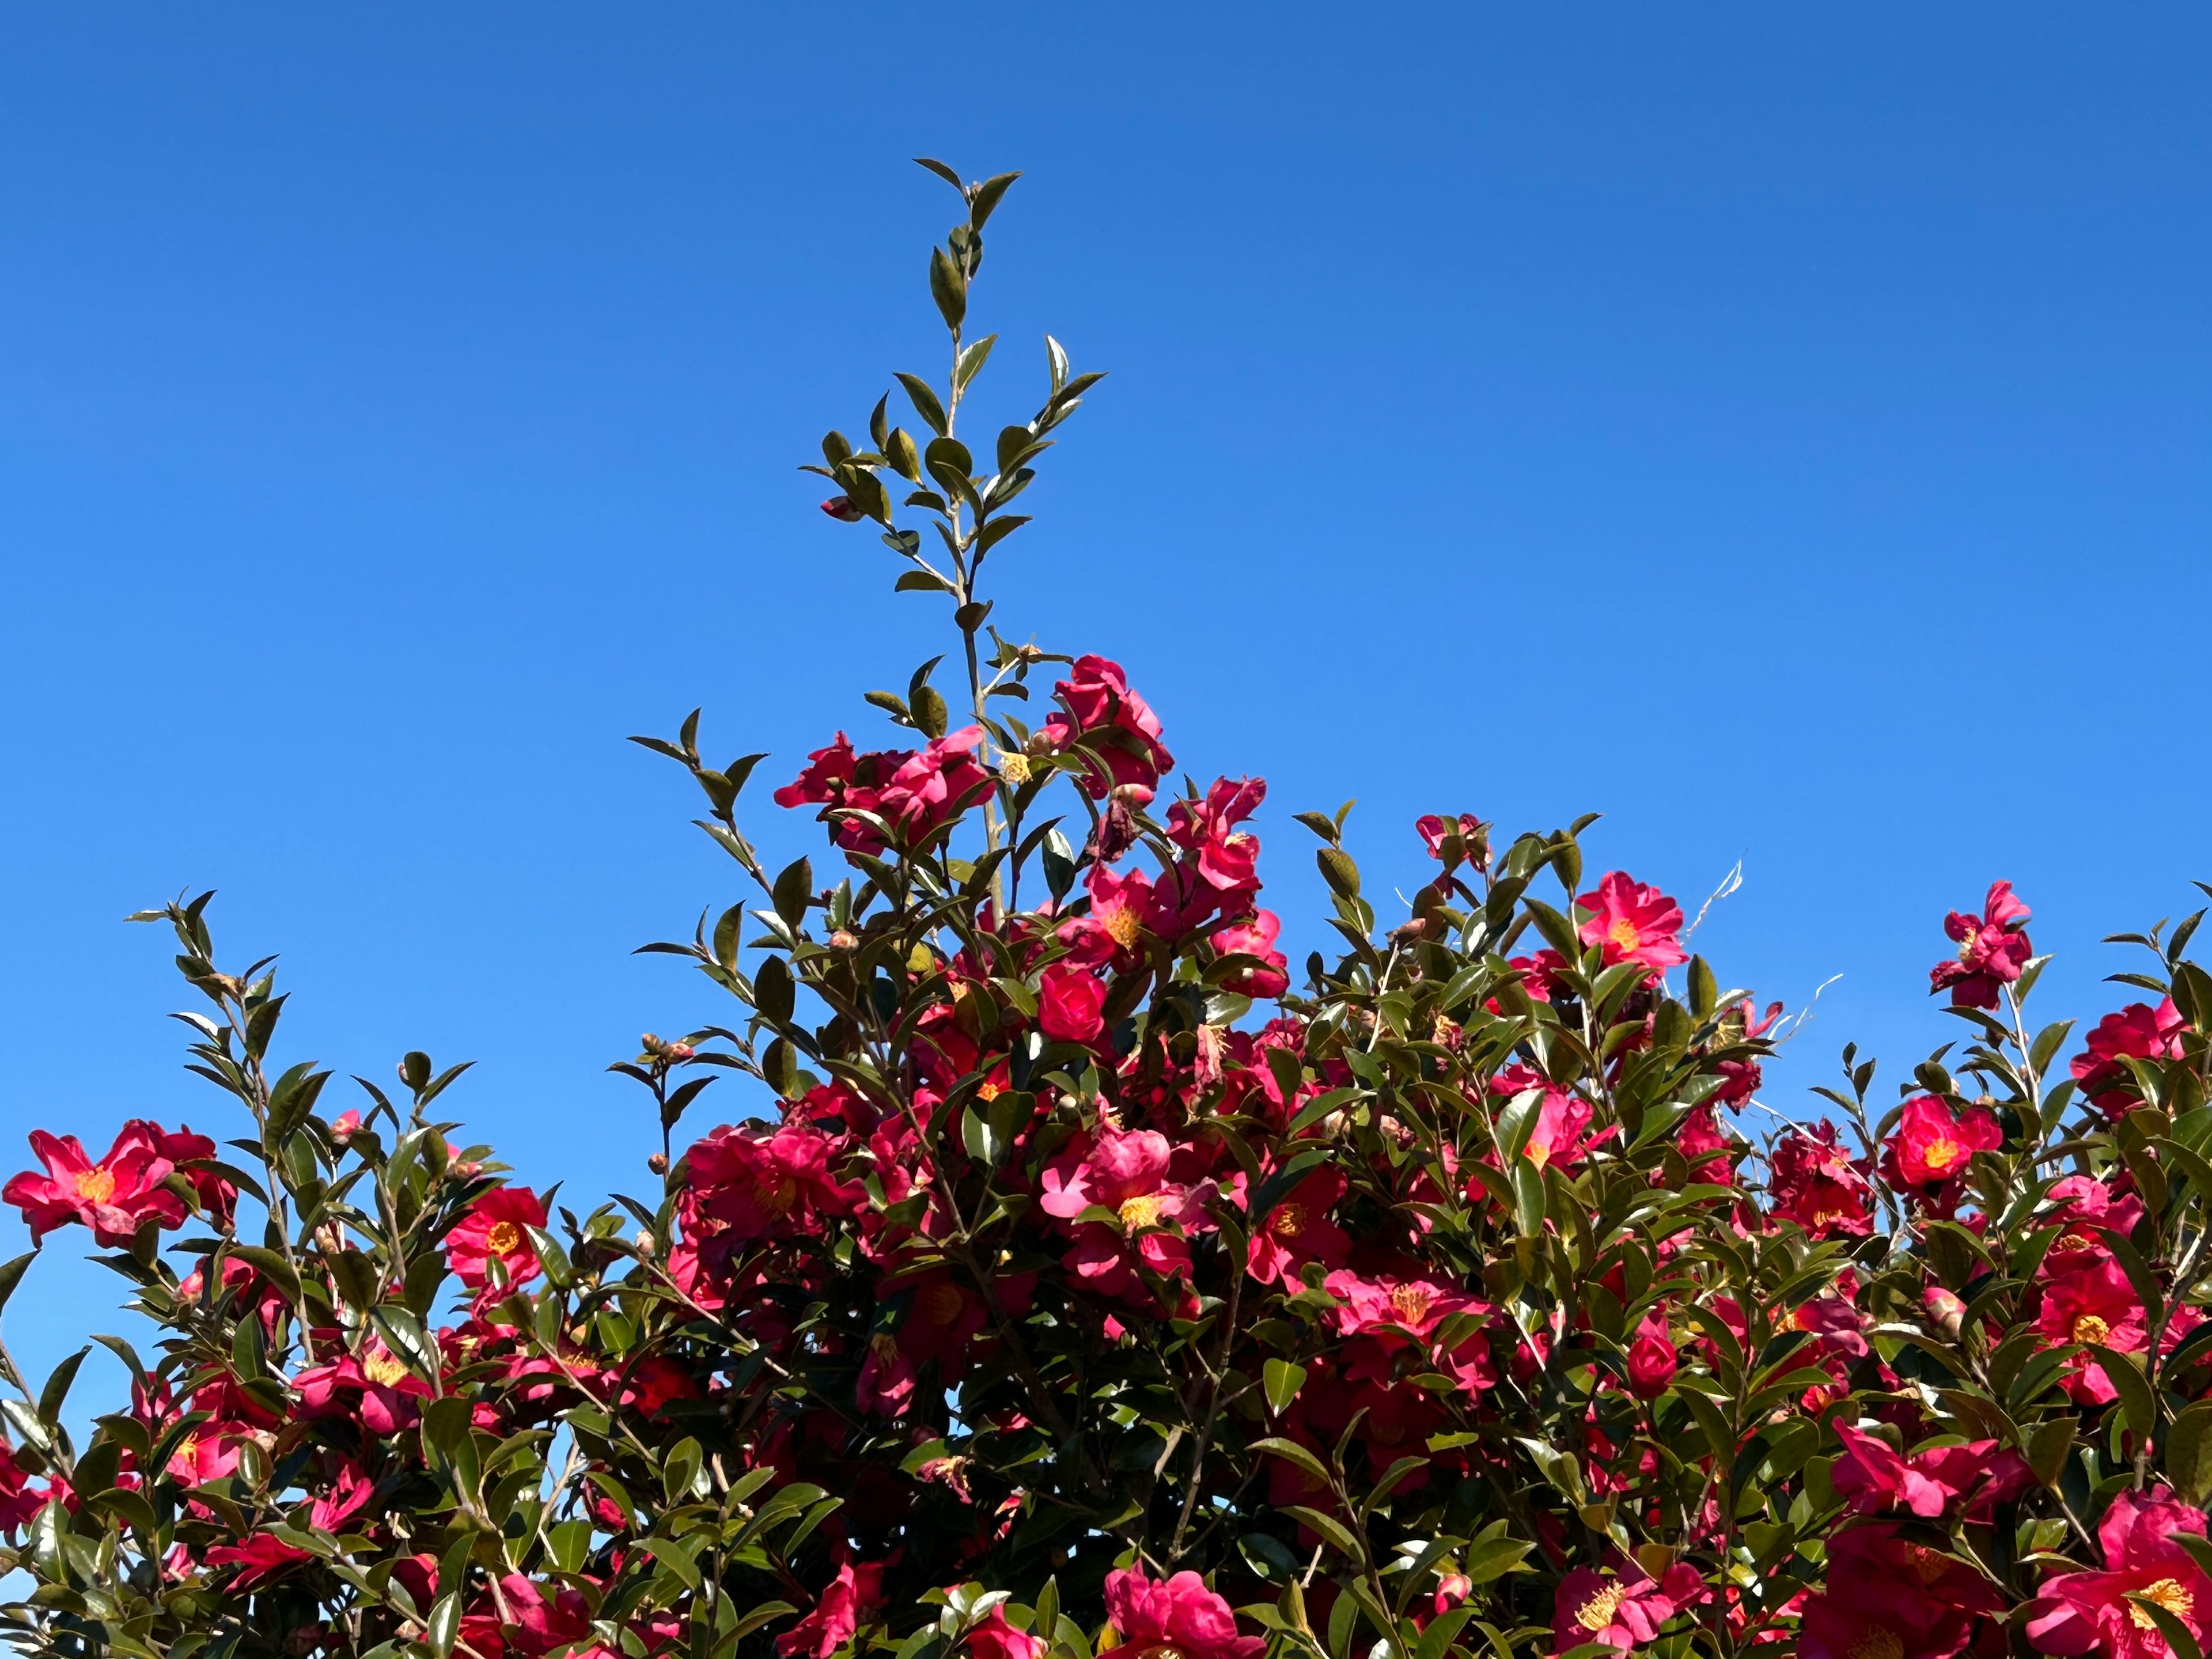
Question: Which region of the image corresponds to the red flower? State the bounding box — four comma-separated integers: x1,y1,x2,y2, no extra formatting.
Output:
1830,1422,2024,1519
1247,1168,1351,1287
1800,1525,2005,1659
1575,873,1688,978
294,1340,434,1435
0,1438,41,1535
205,1531,312,1589
1166,777,1267,897
1208,910,1289,998
1103,1563,1264,1659
1416,813,1490,873
1040,1130,1213,1302
683,1122,860,1247
1626,1313,1676,1399
2073,999,2188,1118
1766,1122,1873,1238
776,1555,885,1658
2038,1257,2150,1404
2027,1488,2212,1659
445,1187,548,1291
968,1609,1045,1659
1880,1096,2002,1190
1038,963,1108,1044
1057,865,1154,967
1039,656,1173,804
1929,880,2033,1009
308,1461,374,1533
772,728,990,853
1551,1558,1704,1653
5,1125,189,1246
820,495,865,521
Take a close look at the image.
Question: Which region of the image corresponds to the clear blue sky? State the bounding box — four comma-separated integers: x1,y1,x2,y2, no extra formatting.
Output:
5,6,2209,1379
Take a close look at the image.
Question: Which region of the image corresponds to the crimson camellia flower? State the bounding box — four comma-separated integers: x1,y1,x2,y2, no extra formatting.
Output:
1767,1120,1874,1237
1551,1558,1705,1654
445,1185,548,1290
4,1123,191,1245
1929,878,2034,1007
1575,871,1687,977
1037,961,1108,1044
1101,1564,1263,1659
1799,1525,2006,1659
1039,654,1173,804
1880,1094,2002,1190
2072,998,2188,1116
2027,1488,2212,1659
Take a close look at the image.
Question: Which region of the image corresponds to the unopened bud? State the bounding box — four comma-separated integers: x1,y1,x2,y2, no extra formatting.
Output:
635,1230,656,1254
1924,1286,1966,1341
647,1152,669,1175
829,929,858,950
820,495,865,522
666,1042,695,1062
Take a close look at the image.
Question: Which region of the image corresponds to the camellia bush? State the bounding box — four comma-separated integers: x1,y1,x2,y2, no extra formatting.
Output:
7,162,2212,1659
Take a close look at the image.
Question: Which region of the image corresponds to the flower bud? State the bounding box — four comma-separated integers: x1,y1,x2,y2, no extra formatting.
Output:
829,929,858,950
666,1042,695,1062
1924,1285,1965,1340
647,1152,669,1175
1627,1331,1678,1399
820,495,865,522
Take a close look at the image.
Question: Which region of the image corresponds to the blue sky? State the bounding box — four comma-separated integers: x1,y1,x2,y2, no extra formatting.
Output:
4,5,2209,1380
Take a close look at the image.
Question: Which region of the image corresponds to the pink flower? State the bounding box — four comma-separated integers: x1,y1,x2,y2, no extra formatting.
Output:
1058,865,1154,966
1103,1564,1263,1659
445,1187,548,1291
1416,813,1490,873
1166,777,1267,896
1551,1559,1705,1653
1800,1525,2004,1659
683,1122,860,1247
308,1461,374,1533
2073,1000,2188,1118
1040,1130,1212,1301
2027,1488,2212,1659
1,1439,43,1535
1929,880,2033,1009
1626,1313,1676,1399
1831,1422,2020,1519
1039,963,1108,1044
855,1332,916,1417
968,1609,1046,1659
1880,1096,2002,1190
1576,872,1687,978
4,1125,189,1246
205,1531,311,1589
294,1341,433,1435
776,1556,885,1658
1039,656,1173,804
1208,910,1289,998
1247,1168,1351,1287
1766,1122,1873,1238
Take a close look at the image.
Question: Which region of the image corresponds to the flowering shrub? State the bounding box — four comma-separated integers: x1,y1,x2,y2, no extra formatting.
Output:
6,160,2212,1659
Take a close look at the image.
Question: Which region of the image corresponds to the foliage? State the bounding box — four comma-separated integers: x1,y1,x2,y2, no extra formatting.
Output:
6,161,2212,1659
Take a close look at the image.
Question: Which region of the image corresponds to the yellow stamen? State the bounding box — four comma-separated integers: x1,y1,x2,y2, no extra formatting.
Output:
2130,1580,2194,1630
1848,1629,1903,1659
362,1350,410,1388
1921,1137,1962,1175
1103,907,1142,949
916,1281,964,1324
74,1166,118,1205
483,1221,522,1255
1574,1585,1627,1633
1387,1283,1435,1325
2073,1314,2112,1346
1607,918,1642,955
1118,1194,1169,1231
1270,1202,1306,1239
977,1081,1003,1102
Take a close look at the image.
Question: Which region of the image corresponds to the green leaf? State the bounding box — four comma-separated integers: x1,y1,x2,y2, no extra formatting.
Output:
0,1252,33,1316
929,247,967,330
1285,1505,1363,1564
2092,1344,2158,1441
1251,1435,1334,1494
1263,1358,1306,1415
39,1346,89,1425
